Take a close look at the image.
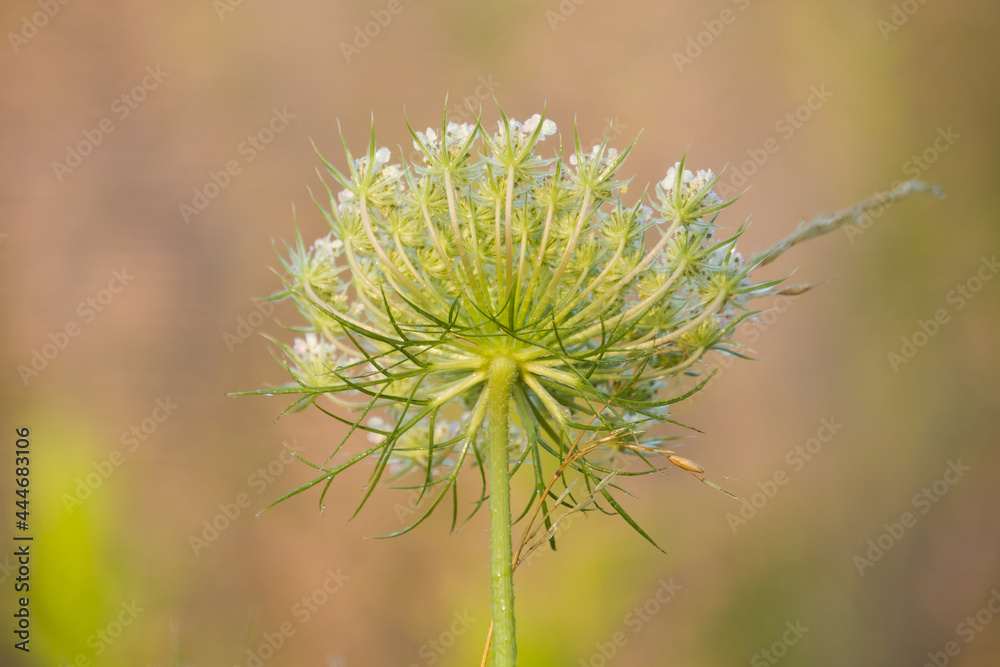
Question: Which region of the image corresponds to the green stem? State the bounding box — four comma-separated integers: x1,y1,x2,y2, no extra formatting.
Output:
486,356,518,666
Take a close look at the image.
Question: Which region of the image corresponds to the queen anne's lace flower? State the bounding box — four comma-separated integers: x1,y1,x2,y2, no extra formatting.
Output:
520,114,557,138
446,121,476,143
252,107,936,544
496,113,557,146
258,110,781,517
414,127,439,151
246,107,938,666
289,333,343,387
658,162,725,218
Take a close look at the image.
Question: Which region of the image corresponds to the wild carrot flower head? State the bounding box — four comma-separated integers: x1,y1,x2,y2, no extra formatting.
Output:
253,106,937,543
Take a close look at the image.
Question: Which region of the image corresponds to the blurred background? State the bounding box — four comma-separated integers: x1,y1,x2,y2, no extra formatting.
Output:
2,0,998,665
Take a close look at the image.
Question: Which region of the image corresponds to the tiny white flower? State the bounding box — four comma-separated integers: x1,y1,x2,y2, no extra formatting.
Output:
313,237,343,258
659,162,723,216
293,333,323,360
446,122,476,143
520,114,557,140
496,118,519,138
380,164,403,181
415,128,440,151
520,114,542,134
661,163,695,191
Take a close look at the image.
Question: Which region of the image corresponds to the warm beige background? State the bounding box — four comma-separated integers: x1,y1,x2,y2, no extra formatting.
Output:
3,1,999,665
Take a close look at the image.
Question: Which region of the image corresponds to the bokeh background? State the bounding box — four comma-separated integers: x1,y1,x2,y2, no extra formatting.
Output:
2,1,999,665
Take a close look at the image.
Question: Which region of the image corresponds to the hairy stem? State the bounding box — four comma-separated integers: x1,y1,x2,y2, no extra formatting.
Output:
753,179,942,266
486,356,518,666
